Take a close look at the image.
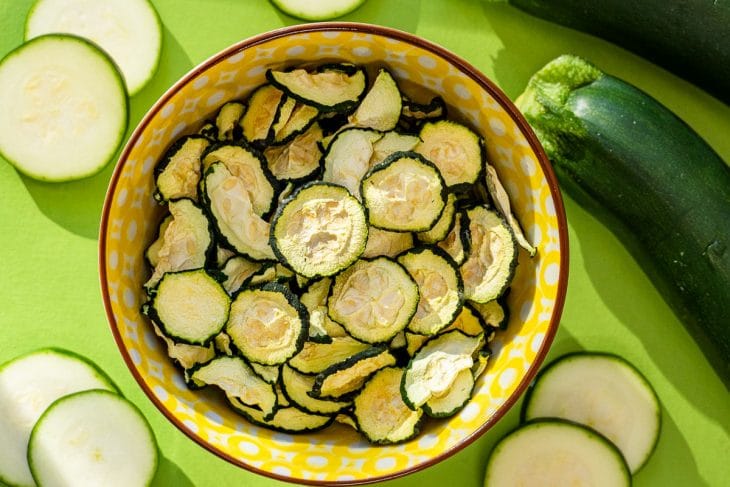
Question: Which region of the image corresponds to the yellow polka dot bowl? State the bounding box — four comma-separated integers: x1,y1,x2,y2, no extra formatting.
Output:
99,22,568,485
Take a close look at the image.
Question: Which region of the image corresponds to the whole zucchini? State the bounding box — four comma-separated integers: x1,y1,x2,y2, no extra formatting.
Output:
516,55,730,388
508,0,730,105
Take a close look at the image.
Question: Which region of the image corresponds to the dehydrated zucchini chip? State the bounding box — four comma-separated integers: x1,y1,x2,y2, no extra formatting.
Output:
214,101,245,141
322,127,383,199
267,63,367,112
348,68,402,131
288,336,370,374
228,395,333,433
154,135,210,203
280,364,350,415
416,192,457,244
369,131,420,167
362,226,414,259
240,84,285,144
422,367,475,418
437,209,471,265
219,255,262,295
415,119,483,189
312,346,396,399
264,122,323,182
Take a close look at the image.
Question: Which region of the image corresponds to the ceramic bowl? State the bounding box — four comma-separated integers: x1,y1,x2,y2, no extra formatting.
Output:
99,22,568,485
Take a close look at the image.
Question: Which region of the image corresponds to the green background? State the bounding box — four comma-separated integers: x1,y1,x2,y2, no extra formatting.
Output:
0,1,728,485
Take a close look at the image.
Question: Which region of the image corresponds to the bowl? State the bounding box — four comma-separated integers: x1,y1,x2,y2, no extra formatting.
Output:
99,22,568,485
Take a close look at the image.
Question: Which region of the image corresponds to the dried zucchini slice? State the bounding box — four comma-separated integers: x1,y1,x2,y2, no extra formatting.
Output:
300,277,348,342
353,367,423,445
438,210,471,265
417,193,457,244
214,101,245,141
415,119,483,189
472,349,491,378
348,68,401,131
250,363,281,385
202,143,275,217
148,321,215,371
485,163,536,256
361,151,447,232
270,96,296,138
267,64,367,112
214,332,234,357
272,102,319,144
460,206,517,303
288,336,370,374
362,226,414,259
264,122,323,182
470,297,509,330
369,131,420,167
202,162,275,261
226,283,308,365
401,329,483,410
150,269,230,345
423,367,475,418
322,127,383,199
145,199,213,289
328,257,419,343
197,119,217,140
280,364,350,415
219,255,262,295
154,135,209,203
444,301,488,336
190,356,277,419
228,395,333,433
145,213,173,268
397,246,464,335
270,182,368,278
400,95,446,127
240,84,285,144
312,346,396,399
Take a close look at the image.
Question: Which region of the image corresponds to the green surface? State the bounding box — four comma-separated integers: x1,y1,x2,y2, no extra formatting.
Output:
0,1,728,486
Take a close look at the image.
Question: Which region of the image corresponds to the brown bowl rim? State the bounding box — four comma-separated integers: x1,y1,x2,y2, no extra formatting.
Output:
99,21,569,486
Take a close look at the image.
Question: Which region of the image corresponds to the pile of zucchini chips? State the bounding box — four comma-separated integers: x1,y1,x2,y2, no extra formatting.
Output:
142,63,534,444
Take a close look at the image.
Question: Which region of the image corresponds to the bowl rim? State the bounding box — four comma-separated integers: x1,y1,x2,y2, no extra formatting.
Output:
99,21,569,486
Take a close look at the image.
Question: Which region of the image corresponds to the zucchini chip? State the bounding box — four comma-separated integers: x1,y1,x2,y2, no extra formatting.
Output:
460,206,517,303
154,135,210,203
472,349,491,379
270,96,297,138
202,162,275,261
264,122,323,182
415,119,483,189
214,101,245,141
361,151,447,232
240,84,285,144
300,277,348,341
399,95,446,131
328,257,419,343
423,367,475,418
470,297,509,331
397,246,464,335
226,283,308,365
289,336,370,375
270,182,368,278
145,213,173,268
405,332,429,357
228,395,333,433
219,255,263,295
369,131,420,167
149,321,215,372
250,363,281,385
280,364,350,414
312,346,396,399
353,367,423,445
348,68,402,131
322,127,383,199
197,119,218,140
437,210,471,265
417,193,457,244
485,163,537,256
445,301,488,337
190,356,277,419
214,332,235,357
362,226,414,259
272,102,319,145
401,330,483,410
267,64,367,113
150,269,230,345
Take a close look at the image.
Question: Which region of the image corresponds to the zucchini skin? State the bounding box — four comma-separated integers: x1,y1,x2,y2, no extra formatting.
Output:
508,0,730,104
517,55,730,388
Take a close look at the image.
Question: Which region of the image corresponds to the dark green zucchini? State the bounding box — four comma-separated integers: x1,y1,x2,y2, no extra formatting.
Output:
508,0,730,105
516,54,730,387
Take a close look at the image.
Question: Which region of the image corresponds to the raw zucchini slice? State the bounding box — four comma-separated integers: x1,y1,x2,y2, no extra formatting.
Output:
25,0,162,95
437,210,470,265
328,257,419,343
214,101,245,141
270,182,368,278
281,364,350,414
485,163,537,256
416,193,457,244
415,119,483,189
289,336,370,374
362,226,415,259
423,367,475,418
202,162,276,261
401,329,483,410
0,349,117,487
322,127,383,198
226,283,308,365
0,35,127,182
353,367,423,445
228,395,333,433
460,206,517,303
470,298,509,330
272,102,319,145
144,198,213,289
361,151,447,232
240,84,285,144
150,269,231,345
522,353,662,474
154,136,209,203
219,255,262,294
145,213,173,268
484,420,631,487
190,356,277,418
202,143,276,217
267,64,367,112
27,390,158,487
270,0,366,20
397,246,464,335
264,122,323,182
369,131,420,167
348,68,402,131
312,346,396,399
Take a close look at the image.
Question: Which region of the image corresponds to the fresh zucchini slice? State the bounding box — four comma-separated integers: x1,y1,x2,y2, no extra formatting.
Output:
267,64,367,113
228,395,333,433
416,193,457,244
226,283,308,365
485,420,632,487
415,119,484,189
219,255,263,294
460,206,518,303
445,301,488,337
149,321,215,371
145,213,173,268
190,355,277,418
401,329,483,410
423,367,475,418
353,367,423,445
281,364,350,414
144,198,213,289
322,127,383,198
312,346,396,399
270,182,368,278
270,0,366,20
288,336,370,374
397,246,464,335
485,163,537,256
272,102,319,144
437,210,470,265
369,131,420,167
328,257,419,343
348,68,402,131
27,390,158,487
214,101,245,141
264,122,323,182
150,269,231,345
522,353,661,474
202,143,276,217
470,298,509,331
362,226,415,259
154,135,209,203
240,84,285,144
202,162,275,261
361,151,447,232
